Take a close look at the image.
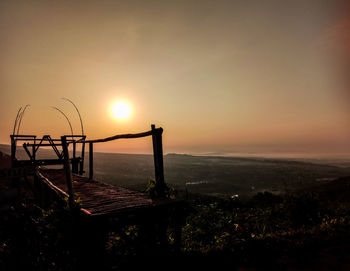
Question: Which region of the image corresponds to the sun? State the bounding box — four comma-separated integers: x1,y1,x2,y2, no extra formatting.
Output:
112,101,131,120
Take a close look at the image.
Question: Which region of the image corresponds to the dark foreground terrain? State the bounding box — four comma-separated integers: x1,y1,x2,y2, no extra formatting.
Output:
1,149,350,270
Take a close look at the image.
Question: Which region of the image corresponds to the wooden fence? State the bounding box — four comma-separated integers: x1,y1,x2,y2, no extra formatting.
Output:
61,124,166,208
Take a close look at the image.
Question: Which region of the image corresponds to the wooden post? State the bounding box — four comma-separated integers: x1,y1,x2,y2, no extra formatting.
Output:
89,142,93,180
73,141,76,158
10,136,20,188
71,141,79,174
32,138,36,162
61,136,75,209
151,124,166,197
10,136,16,168
79,138,86,175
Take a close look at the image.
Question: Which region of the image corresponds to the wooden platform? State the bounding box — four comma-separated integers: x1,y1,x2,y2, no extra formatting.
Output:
36,168,174,217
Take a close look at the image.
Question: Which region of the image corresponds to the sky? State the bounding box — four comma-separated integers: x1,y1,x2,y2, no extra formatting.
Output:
1,0,350,157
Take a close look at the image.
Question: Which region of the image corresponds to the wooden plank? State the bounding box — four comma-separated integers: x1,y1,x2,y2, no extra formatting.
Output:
36,169,92,216
38,169,155,216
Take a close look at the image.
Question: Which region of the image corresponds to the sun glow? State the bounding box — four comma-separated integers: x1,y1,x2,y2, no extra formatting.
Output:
112,101,131,120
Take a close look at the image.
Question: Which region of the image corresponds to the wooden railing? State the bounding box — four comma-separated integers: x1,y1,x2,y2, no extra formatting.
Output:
10,134,86,175
61,124,166,207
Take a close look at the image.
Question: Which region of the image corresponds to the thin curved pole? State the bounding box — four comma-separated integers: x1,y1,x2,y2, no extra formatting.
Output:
62,97,84,135
16,104,30,135
13,106,23,135
51,106,74,137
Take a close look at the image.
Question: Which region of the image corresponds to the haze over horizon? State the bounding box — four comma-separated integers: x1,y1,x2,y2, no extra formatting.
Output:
1,0,350,157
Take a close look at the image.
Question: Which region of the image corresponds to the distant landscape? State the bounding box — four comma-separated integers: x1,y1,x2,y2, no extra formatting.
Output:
2,144,350,199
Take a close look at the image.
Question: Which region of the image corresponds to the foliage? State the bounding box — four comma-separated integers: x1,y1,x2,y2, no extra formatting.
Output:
181,190,350,267
2,178,350,270
145,179,177,199
0,203,77,271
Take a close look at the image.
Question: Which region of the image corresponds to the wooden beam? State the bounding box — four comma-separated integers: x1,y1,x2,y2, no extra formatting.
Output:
85,130,154,143
36,170,68,202
72,141,78,174
73,141,76,158
32,138,36,161
22,143,33,160
151,124,165,197
10,136,16,167
89,142,93,180
26,143,64,147
61,136,75,209
79,139,86,175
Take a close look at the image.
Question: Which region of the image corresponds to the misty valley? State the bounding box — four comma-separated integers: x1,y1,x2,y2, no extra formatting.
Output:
80,153,350,199
2,144,350,200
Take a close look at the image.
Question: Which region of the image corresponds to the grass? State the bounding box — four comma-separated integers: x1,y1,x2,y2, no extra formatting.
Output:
1,175,350,270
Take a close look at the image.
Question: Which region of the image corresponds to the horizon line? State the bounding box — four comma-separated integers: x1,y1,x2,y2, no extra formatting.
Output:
1,143,350,160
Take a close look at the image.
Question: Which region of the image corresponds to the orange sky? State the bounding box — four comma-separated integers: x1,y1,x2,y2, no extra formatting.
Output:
1,0,350,157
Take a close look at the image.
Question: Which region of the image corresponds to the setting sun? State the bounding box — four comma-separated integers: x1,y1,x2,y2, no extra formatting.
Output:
112,101,131,120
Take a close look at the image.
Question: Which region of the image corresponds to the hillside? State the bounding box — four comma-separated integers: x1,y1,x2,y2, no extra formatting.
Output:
2,144,350,199
0,150,11,170
1,147,350,270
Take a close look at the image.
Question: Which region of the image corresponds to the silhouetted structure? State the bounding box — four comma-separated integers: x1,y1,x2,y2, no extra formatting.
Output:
10,124,184,266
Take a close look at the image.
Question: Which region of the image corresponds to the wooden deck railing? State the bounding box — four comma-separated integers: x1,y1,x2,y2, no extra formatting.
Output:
10,134,86,175
61,124,166,207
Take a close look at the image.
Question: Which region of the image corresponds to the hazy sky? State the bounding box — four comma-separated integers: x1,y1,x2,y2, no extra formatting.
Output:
1,0,350,157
